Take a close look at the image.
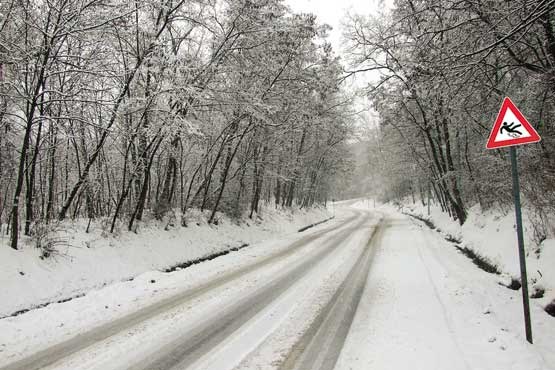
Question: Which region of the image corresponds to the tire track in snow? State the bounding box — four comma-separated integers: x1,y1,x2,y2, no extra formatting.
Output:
124,213,372,370
279,217,384,370
0,211,362,370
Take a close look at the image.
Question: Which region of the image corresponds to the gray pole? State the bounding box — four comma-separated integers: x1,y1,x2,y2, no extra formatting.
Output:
509,146,533,344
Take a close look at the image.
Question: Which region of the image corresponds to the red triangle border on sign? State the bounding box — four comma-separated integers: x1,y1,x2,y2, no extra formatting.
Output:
486,97,541,149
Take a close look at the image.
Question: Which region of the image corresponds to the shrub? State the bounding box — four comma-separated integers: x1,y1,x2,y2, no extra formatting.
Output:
32,222,71,260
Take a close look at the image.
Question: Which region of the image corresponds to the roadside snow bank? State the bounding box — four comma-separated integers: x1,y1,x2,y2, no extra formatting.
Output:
0,206,329,318
337,206,555,370
392,201,555,312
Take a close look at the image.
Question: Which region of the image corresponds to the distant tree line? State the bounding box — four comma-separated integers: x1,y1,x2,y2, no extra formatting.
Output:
346,0,555,241
0,0,353,249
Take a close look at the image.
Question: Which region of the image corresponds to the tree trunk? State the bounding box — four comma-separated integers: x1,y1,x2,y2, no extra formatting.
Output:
46,122,58,222
129,137,163,231
24,87,45,235
156,136,179,219
208,118,251,224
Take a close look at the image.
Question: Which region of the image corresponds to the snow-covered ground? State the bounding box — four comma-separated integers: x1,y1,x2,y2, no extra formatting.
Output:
1,202,553,370
0,206,329,318
0,207,370,369
394,200,555,313
341,202,555,370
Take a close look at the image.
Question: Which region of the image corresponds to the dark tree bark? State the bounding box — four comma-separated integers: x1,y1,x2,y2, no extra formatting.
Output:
208,118,252,224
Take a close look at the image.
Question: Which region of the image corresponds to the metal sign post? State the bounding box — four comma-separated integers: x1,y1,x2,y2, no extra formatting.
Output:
509,146,533,344
486,97,541,344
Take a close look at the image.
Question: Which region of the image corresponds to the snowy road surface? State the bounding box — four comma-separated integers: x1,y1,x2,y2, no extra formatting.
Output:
1,204,553,370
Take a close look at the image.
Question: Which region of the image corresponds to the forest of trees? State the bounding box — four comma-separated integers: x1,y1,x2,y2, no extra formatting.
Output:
6,0,554,252
0,0,354,250
346,0,555,241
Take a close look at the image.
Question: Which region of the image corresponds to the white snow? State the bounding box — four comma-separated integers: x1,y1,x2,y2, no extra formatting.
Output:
395,200,555,312
0,207,359,369
1,201,554,370
188,216,378,370
0,206,329,318
341,201,555,369
235,203,555,370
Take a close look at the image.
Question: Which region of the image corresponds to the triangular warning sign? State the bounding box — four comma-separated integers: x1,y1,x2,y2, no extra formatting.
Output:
486,97,541,149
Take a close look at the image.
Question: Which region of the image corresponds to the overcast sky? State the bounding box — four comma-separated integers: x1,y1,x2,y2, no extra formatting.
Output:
283,0,387,52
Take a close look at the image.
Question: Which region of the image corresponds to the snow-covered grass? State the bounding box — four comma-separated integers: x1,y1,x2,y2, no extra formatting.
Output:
368,199,555,315
0,206,330,318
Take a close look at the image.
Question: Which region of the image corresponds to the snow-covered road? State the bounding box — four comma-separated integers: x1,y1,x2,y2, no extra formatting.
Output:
0,208,380,370
1,203,553,370
336,210,553,370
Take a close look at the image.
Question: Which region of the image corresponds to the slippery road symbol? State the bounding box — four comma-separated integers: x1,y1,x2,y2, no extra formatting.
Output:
500,122,522,137
487,97,541,149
